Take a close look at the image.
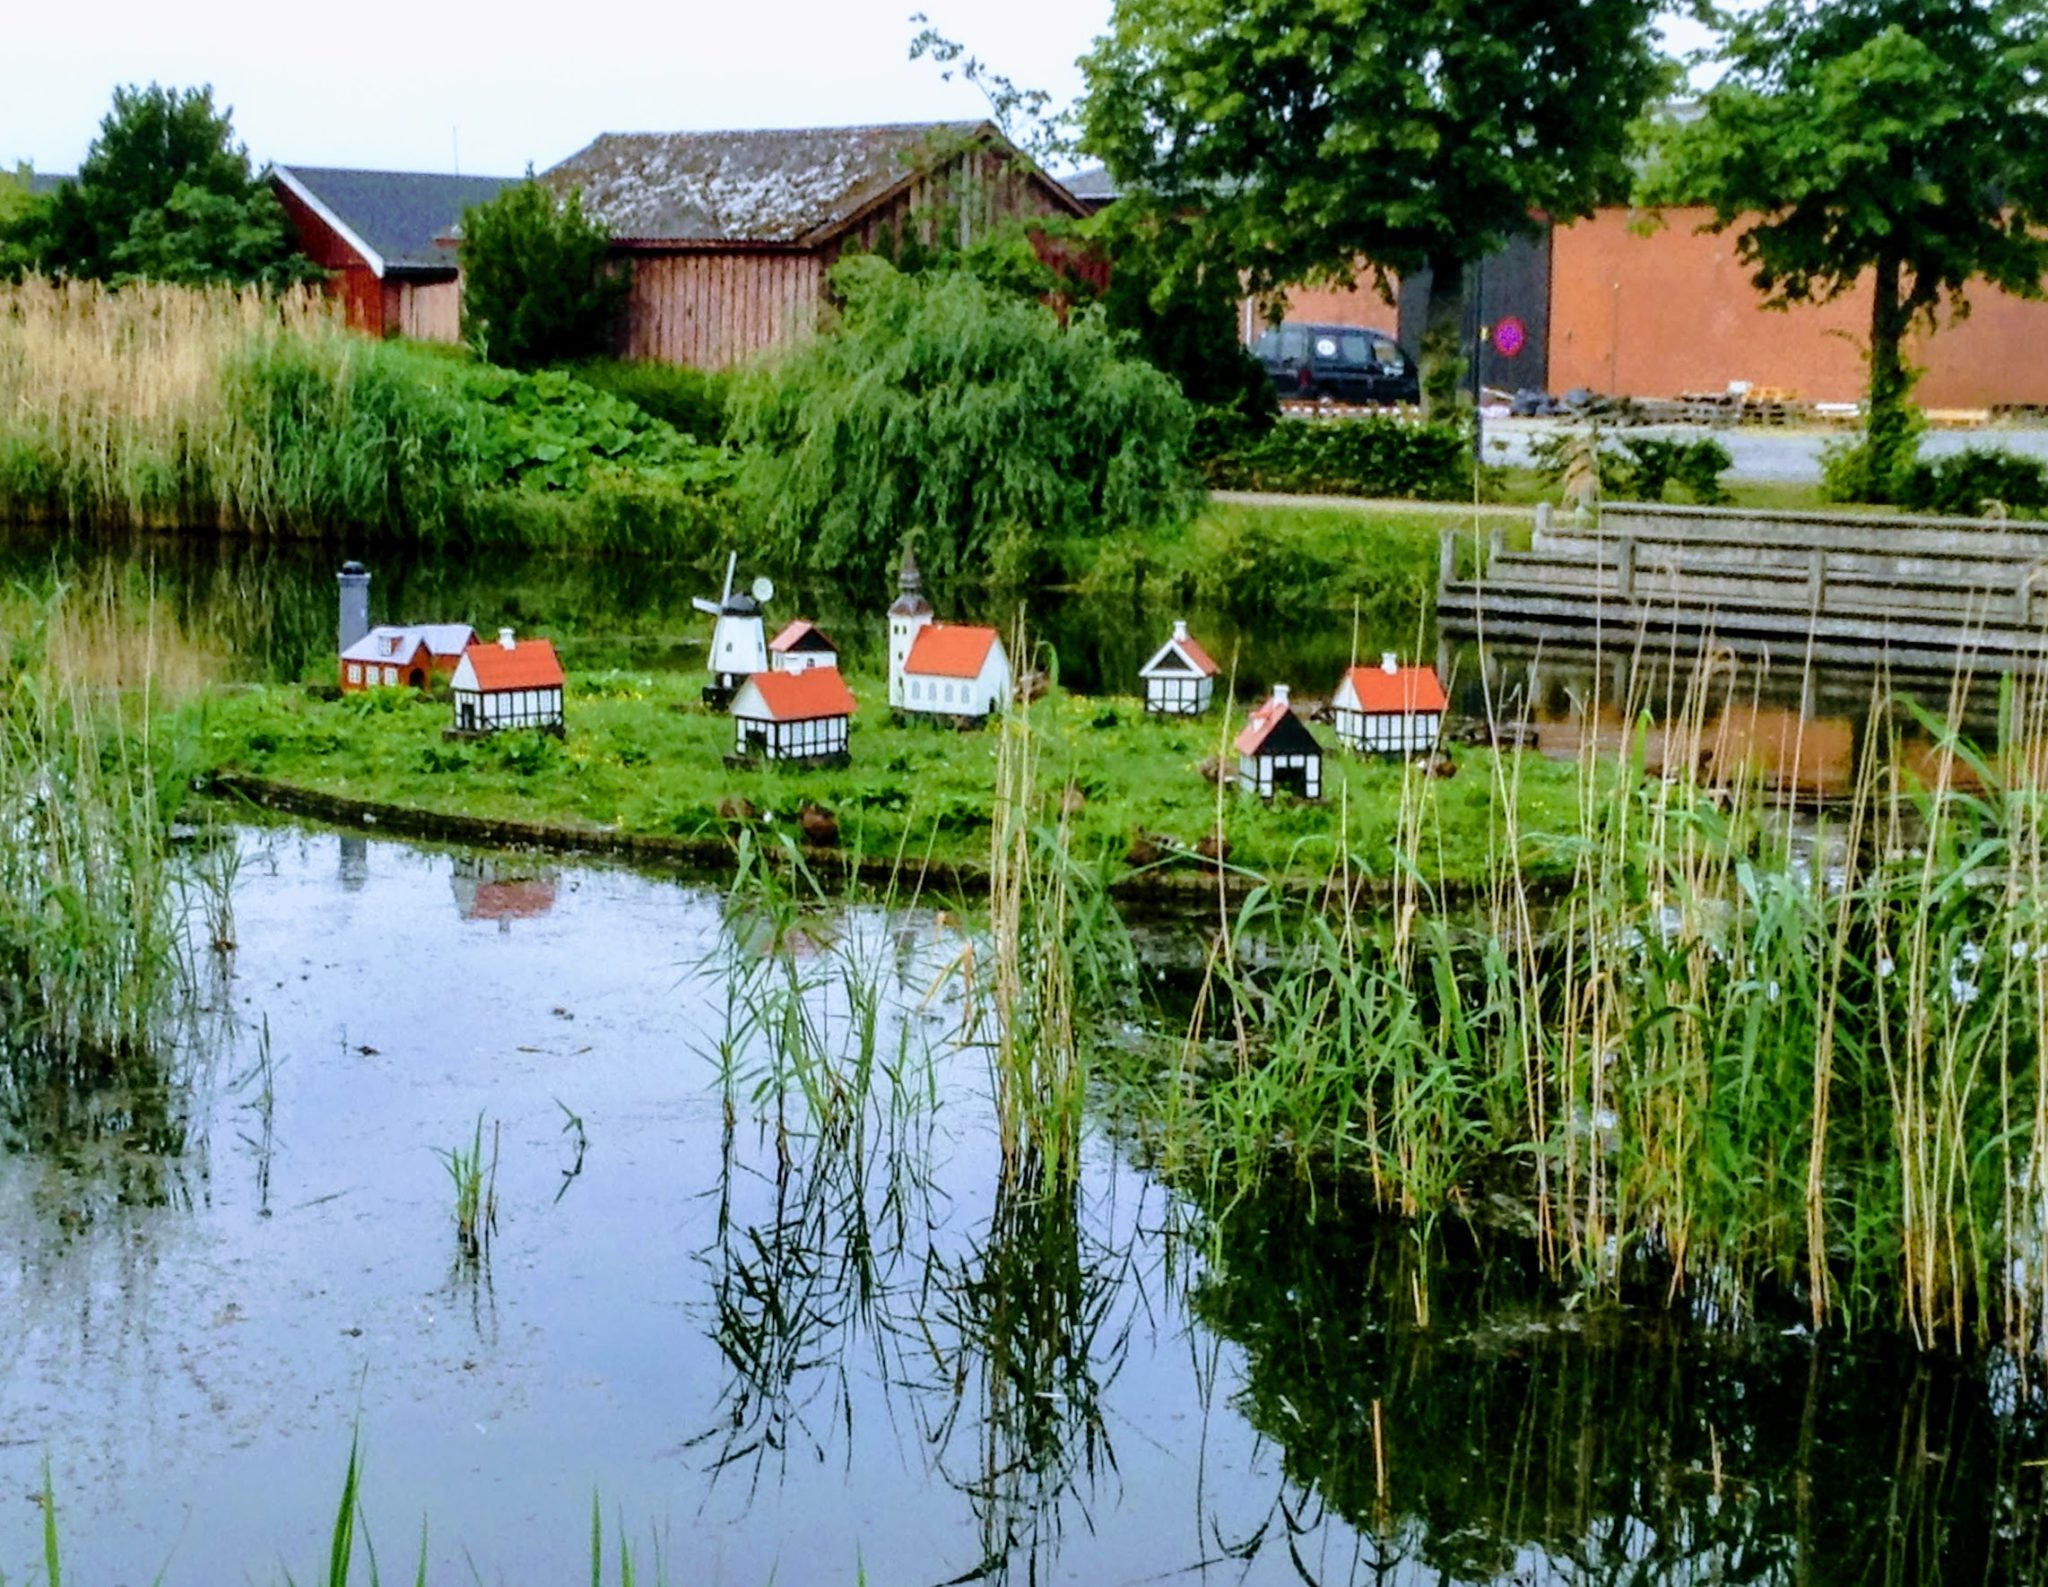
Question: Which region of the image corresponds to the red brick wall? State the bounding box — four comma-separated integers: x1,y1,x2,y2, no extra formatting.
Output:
1550,207,2048,408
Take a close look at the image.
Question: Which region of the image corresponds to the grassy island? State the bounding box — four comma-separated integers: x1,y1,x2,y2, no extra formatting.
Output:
184,669,1581,893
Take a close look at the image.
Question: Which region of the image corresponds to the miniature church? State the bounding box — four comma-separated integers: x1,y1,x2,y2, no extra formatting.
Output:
887,547,1012,722
1138,619,1220,715
1331,654,1448,755
1234,685,1323,800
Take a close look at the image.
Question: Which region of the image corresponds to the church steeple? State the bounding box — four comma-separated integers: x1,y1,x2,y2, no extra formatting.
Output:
889,543,933,618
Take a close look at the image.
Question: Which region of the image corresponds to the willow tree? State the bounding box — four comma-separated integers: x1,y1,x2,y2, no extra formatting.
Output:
1655,0,2048,499
1077,0,1665,412
728,254,1198,591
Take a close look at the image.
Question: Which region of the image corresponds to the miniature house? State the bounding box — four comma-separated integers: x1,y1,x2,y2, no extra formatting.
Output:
1234,685,1323,800
696,553,772,708
1138,619,1220,715
341,624,478,692
1332,654,1448,755
728,666,856,766
450,629,566,735
335,564,474,691
768,619,839,675
886,546,1012,720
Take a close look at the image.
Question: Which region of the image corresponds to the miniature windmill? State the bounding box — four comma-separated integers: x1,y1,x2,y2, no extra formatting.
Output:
696,552,773,708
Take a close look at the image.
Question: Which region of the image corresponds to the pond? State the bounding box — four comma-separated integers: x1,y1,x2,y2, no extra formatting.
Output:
3,822,2045,1583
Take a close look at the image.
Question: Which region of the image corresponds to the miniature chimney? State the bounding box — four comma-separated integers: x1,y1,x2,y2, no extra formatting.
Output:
337,562,370,653
498,627,517,651
1272,683,1291,707
1381,652,1399,675
1172,618,1189,641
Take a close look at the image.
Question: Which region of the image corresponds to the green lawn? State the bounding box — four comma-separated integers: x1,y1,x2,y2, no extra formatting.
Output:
184,670,1582,891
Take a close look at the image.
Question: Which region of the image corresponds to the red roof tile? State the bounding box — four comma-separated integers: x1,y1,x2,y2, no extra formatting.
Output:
1339,665,1447,714
1235,693,1318,756
904,623,999,679
1177,634,1220,677
769,618,837,654
460,637,565,690
739,666,857,720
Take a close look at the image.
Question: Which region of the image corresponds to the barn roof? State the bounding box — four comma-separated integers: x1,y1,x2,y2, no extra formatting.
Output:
1235,694,1321,758
272,166,517,274
541,121,1082,246
905,623,1001,680
769,618,837,654
1337,664,1448,714
735,666,857,721
459,636,565,690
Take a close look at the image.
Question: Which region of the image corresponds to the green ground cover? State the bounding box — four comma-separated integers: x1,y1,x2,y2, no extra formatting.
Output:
184,669,1579,890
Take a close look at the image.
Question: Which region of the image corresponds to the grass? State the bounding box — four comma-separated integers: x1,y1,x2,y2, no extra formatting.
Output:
435,1114,499,1259
183,668,1579,894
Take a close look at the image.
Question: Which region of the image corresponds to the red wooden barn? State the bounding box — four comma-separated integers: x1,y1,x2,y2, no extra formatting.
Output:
272,166,515,340
539,122,1087,368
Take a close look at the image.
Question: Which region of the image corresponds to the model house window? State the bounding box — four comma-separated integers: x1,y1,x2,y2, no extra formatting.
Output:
346,664,361,684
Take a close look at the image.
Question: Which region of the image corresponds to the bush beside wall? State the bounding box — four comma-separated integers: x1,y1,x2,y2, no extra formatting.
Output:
1196,413,1472,500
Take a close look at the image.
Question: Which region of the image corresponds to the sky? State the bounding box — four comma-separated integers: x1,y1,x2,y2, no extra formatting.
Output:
3,0,1114,178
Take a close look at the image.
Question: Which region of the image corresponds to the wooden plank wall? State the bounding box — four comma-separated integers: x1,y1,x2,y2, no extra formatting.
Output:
623,252,824,368
618,148,1072,368
397,280,463,343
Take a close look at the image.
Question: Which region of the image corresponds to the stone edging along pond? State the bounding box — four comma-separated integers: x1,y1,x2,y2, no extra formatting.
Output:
198,770,1371,907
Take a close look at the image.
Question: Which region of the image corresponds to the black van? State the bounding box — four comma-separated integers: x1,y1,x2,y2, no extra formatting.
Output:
1252,323,1420,405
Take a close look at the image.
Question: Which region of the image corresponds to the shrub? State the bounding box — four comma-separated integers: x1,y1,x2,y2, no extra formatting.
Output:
1198,414,1470,500
459,181,625,370
1896,447,2048,518
562,359,733,443
1530,427,1733,505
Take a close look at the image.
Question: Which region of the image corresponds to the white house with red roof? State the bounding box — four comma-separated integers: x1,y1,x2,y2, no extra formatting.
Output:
768,619,840,675
886,547,1012,721
450,629,566,735
1235,684,1323,800
1332,654,1448,755
729,666,857,765
1138,619,1221,715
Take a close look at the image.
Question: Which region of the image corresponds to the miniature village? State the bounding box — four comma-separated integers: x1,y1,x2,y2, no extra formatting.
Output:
330,547,1452,810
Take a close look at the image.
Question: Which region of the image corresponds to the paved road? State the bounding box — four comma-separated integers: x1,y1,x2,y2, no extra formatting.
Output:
1480,418,2048,482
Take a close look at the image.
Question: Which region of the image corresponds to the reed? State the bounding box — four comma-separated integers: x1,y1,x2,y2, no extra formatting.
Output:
435,1115,499,1259
1122,638,2048,1352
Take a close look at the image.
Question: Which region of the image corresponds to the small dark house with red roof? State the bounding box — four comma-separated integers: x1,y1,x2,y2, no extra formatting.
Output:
728,666,857,766
273,165,515,340
768,619,840,675
1235,685,1323,800
1332,655,1448,755
449,629,566,736
1138,619,1221,715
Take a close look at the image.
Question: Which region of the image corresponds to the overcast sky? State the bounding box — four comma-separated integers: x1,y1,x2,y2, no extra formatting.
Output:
8,0,1710,180
5,0,1111,177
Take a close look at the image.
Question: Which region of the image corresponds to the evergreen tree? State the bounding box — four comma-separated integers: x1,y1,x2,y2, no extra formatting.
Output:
459,181,624,369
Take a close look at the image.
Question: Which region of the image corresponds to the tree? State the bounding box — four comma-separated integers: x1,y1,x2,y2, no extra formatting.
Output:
1078,0,1666,413
7,84,315,288
0,166,44,280
1653,0,2048,499
728,254,1198,592
459,180,624,369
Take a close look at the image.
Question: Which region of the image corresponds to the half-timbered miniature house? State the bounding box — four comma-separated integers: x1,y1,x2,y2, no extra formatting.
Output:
885,546,1012,722
340,624,478,692
1234,685,1323,800
728,667,856,767
1138,619,1220,715
1332,654,1448,755
769,619,840,674
450,630,566,736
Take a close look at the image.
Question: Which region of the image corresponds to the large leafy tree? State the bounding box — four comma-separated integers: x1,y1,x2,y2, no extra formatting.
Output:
1655,0,2048,498
728,254,1198,591
1078,0,1666,412
459,180,624,369
9,84,316,287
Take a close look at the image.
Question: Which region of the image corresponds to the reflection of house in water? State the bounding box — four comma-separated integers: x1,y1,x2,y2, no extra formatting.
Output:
451,855,559,931
338,834,369,892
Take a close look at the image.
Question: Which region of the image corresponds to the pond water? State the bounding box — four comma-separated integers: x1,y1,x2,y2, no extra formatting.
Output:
3,823,2046,1584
